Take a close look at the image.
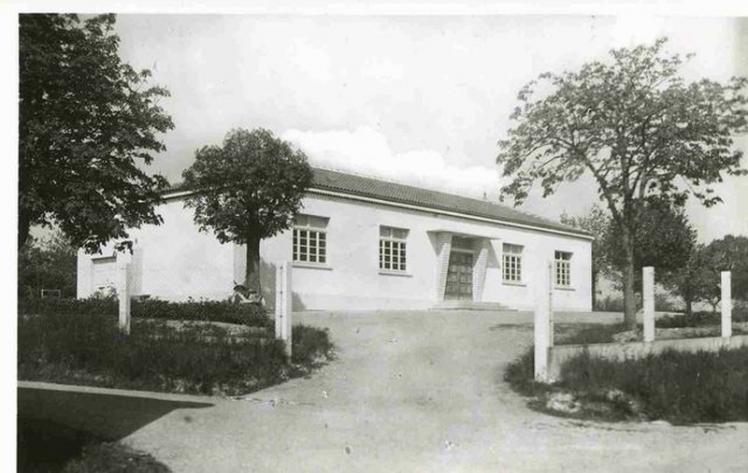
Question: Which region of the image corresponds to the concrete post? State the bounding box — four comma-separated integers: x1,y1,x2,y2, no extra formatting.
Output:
548,261,554,348
722,271,732,339
275,262,293,357
534,260,552,382
116,253,131,335
643,266,655,342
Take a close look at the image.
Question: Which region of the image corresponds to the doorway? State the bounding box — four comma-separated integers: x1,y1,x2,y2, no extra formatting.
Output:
444,251,474,300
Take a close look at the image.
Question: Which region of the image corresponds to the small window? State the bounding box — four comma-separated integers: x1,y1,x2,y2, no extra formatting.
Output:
379,226,408,271
503,243,523,282
293,214,329,264
555,251,572,287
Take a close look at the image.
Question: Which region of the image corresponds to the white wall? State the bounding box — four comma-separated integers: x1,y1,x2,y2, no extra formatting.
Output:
77,191,593,311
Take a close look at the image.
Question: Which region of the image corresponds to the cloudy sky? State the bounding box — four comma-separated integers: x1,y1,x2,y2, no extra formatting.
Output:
102,12,748,243
3,3,748,245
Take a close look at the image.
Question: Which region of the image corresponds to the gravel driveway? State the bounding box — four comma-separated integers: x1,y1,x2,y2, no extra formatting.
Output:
122,310,747,472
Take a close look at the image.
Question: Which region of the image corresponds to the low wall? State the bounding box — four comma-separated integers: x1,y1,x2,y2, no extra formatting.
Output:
547,335,748,382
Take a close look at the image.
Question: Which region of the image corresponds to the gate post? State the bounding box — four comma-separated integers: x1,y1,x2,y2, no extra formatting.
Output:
722,271,732,339
534,260,553,382
275,262,293,357
643,267,655,342
116,252,131,335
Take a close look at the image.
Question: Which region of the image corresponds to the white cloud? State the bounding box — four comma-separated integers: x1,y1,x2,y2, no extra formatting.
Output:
282,127,503,200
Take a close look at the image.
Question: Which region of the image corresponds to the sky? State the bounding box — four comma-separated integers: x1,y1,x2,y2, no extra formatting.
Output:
100,12,748,243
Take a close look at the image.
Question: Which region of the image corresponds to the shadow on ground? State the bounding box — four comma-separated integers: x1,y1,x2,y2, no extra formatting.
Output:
18,387,212,472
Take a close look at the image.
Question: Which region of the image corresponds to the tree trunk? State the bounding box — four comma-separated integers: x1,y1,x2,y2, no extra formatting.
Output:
244,236,262,297
685,298,692,316
591,269,598,311
622,226,637,330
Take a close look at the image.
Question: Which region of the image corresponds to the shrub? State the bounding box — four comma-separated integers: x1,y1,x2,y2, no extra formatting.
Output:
18,313,332,396
18,296,272,328
292,324,334,366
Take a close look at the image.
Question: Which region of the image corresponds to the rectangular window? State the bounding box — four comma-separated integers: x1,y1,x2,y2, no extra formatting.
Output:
555,251,572,287
293,214,329,264
503,243,523,282
379,226,408,271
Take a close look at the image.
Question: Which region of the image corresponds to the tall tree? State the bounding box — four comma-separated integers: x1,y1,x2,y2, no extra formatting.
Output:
496,38,748,329
19,14,174,253
182,128,314,298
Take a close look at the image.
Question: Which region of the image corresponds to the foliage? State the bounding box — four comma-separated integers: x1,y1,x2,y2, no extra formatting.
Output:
182,128,314,294
603,199,697,287
292,324,335,366
19,14,174,253
18,313,334,396
62,442,171,473
19,297,272,328
657,307,748,328
668,235,748,313
559,348,748,424
506,345,748,424
560,205,610,306
18,230,78,299
497,37,748,328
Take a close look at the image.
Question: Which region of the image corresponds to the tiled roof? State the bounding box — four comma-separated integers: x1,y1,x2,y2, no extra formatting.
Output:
310,168,589,237
168,168,589,237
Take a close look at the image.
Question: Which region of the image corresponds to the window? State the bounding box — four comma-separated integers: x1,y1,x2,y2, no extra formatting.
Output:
293,215,328,264
555,251,572,287
379,226,408,271
503,243,523,282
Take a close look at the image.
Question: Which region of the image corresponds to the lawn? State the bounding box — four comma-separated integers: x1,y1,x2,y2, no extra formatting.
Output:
506,320,748,425
18,312,334,396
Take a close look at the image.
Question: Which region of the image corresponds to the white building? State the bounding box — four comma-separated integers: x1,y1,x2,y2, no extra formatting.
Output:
77,168,593,312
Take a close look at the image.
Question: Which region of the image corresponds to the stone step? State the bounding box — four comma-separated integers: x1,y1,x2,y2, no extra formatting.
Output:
432,300,515,311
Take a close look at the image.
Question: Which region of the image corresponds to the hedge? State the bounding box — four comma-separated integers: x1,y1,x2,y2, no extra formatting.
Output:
19,297,272,328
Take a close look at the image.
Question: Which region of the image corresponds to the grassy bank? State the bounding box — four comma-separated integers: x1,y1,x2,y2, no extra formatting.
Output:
19,313,334,396
505,344,748,424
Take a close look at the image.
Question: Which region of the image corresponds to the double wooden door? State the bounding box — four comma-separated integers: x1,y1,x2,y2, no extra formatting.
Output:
444,251,473,300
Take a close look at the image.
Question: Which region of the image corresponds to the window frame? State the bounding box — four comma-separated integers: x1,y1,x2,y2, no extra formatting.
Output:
502,243,523,283
379,226,409,273
292,214,329,266
554,250,572,287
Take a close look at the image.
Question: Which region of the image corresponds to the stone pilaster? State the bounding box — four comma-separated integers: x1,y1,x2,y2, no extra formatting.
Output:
435,233,453,302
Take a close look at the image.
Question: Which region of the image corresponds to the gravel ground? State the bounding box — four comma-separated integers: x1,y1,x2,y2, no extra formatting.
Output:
35,310,748,472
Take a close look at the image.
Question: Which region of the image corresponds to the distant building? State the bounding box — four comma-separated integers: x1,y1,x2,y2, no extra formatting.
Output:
77,168,592,311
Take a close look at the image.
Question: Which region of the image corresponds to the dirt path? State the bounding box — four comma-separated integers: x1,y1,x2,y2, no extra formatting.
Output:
116,310,748,472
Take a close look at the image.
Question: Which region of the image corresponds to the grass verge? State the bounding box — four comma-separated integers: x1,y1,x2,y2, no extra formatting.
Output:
19,313,334,396
505,344,748,424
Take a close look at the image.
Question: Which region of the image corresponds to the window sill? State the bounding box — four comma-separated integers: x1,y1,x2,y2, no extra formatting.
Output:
292,262,332,271
378,270,412,278
554,285,575,291
502,281,526,287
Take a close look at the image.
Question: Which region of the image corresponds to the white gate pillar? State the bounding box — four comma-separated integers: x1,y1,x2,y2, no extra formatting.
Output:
643,266,655,342
116,252,131,334
275,262,293,357
722,271,732,338
534,261,553,382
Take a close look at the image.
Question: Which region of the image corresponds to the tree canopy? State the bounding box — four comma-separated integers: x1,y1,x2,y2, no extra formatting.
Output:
182,128,314,296
19,14,174,253
497,38,747,328
18,230,78,299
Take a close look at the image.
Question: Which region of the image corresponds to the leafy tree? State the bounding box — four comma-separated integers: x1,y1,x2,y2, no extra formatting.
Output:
18,229,78,299
496,38,748,329
667,244,717,315
182,128,314,298
697,235,748,311
604,198,697,289
560,205,611,308
19,14,174,253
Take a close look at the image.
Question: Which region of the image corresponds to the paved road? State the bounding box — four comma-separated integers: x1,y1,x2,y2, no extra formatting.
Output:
24,311,748,472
